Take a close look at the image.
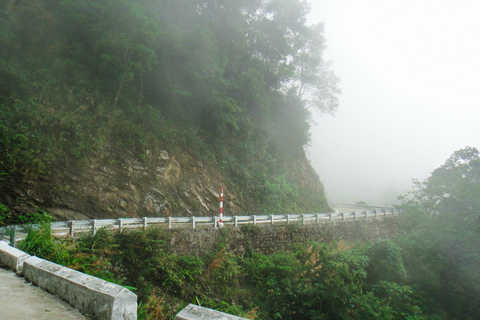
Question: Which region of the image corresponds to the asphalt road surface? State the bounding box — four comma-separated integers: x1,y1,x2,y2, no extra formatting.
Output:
0,267,88,320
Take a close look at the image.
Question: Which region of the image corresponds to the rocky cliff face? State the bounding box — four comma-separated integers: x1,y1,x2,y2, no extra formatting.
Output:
0,146,254,221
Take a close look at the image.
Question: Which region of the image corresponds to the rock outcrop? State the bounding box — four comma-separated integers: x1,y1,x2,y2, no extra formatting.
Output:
0,146,251,220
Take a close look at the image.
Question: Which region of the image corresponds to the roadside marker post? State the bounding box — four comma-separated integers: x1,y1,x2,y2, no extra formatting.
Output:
218,187,224,228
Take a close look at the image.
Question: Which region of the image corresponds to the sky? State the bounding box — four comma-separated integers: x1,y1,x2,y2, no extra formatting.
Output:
306,0,480,205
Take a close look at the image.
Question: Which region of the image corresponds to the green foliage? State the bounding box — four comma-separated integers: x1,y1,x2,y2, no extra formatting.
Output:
17,210,54,225
372,281,424,320
263,175,300,212
78,226,117,253
401,146,480,217
12,143,480,320
395,213,480,319
18,225,433,320
0,204,53,226
0,203,11,226
0,0,335,214
397,147,480,319
238,242,423,320
365,240,407,286
18,223,71,264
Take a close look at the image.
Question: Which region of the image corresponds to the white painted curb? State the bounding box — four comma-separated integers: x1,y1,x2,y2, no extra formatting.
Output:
0,241,31,274
22,256,137,320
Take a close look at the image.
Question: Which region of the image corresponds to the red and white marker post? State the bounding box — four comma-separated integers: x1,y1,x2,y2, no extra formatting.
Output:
218,187,224,228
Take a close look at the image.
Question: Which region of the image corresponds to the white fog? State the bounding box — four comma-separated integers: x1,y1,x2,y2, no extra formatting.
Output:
307,0,480,205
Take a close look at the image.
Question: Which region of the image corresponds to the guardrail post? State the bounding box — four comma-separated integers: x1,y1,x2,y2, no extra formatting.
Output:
143,217,148,230
7,225,16,245
287,214,290,224
364,211,368,219
316,213,319,223
91,219,97,236
375,209,378,218
329,213,333,222
383,209,387,217
302,214,306,224
118,218,123,232
354,211,357,220
68,220,74,237
14,225,18,245
342,212,345,221
253,215,257,226
214,216,218,229
192,216,196,229
234,215,238,227
168,216,172,229
270,215,274,224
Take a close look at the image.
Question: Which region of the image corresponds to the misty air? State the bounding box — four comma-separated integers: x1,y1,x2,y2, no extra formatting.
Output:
0,1,478,319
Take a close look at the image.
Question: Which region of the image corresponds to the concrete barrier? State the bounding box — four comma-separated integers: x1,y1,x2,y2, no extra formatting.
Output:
175,304,249,320
23,256,137,320
0,241,31,274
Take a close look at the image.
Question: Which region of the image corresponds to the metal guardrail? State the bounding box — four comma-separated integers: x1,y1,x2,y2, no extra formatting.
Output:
331,202,397,210
0,207,401,244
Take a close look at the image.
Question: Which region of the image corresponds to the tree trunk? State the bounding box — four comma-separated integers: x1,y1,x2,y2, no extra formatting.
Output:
113,47,131,107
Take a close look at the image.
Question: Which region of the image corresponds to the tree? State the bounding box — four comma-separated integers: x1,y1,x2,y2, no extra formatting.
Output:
365,240,407,287
61,0,160,106
402,146,480,217
398,146,480,319
0,0,337,215
245,0,341,114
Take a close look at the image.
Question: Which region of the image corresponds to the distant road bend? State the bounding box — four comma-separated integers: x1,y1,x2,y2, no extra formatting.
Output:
331,202,396,214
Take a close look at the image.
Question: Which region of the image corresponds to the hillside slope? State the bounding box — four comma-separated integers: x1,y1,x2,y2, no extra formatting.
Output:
0,0,337,222
0,142,327,220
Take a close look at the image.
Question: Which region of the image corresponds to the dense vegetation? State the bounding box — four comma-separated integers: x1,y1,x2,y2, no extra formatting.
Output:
0,0,339,220
18,225,425,320
2,0,478,317
17,148,480,319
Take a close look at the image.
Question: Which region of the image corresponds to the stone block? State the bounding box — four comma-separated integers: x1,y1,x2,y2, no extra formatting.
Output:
175,304,249,320
23,256,137,320
0,241,31,274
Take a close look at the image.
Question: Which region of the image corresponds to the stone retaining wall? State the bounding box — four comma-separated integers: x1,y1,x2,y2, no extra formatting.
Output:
166,217,400,256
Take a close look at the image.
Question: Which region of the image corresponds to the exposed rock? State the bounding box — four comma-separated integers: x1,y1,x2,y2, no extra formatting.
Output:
0,139,329,221
0,146,253,220
159,150,169,160
51,209,90,221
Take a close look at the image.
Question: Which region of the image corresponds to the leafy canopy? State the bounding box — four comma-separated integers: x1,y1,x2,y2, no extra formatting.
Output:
402,146,480,217
0,0,339,214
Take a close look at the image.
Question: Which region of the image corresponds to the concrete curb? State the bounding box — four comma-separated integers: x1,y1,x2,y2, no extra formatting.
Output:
175,304,249,320
23,256,137,320
0,240,31,274
0,242,137,320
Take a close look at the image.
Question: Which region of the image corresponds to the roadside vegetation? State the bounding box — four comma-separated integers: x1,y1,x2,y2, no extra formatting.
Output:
17,225,424,320
15,147,480,319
